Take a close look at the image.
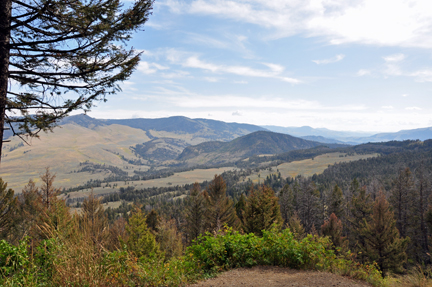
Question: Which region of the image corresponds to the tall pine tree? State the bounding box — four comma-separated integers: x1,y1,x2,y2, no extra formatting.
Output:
185,182,206,243
243,185,282,236
0,178,16,238
204,175,238,233
360,192,409,277
389,167,415,238
348,185,373,262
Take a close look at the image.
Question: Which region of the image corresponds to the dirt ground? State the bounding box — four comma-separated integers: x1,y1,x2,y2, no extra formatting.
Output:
188,266,371,287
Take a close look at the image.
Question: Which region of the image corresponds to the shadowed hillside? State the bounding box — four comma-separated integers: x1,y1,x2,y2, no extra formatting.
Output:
178,131,323,165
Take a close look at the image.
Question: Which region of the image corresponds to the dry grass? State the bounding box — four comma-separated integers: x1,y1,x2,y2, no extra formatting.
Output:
64,167,236,200
391,266,432,287
1,123,152,192
1,124,238,193
244,152,378,184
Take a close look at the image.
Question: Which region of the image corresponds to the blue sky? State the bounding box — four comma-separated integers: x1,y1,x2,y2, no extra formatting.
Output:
87,0,432,133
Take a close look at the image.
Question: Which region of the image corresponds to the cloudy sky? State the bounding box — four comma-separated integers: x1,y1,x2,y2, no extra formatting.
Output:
87,0,432,133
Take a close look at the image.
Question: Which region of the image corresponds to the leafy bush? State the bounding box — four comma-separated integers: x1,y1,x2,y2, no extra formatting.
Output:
188,226,385,286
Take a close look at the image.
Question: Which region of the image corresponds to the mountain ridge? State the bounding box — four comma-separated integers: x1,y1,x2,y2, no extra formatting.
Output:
177,130,325,165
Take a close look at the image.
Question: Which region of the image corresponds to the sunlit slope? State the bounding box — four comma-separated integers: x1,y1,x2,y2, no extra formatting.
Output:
0,123,151,191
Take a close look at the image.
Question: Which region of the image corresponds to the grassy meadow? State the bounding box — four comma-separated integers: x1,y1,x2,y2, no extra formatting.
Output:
0,123,152,191
64,166,237,200
244,152,379,184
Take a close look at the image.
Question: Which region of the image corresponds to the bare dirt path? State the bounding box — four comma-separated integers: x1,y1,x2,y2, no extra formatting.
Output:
188,266,371,287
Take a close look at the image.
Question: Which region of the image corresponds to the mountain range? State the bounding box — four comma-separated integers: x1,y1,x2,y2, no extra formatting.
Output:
263,125,432,144
2,114,432,191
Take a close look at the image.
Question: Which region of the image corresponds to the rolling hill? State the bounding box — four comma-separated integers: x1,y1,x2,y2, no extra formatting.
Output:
177,131,324,165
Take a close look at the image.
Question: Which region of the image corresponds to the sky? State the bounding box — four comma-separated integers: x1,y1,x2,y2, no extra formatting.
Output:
86,0,432,133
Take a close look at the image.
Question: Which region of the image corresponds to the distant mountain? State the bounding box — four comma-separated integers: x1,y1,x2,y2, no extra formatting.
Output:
262,125,373,139
177,131,323,165
61,114,267,142
347,127,432,143
300,135,348,144
263,124,432,144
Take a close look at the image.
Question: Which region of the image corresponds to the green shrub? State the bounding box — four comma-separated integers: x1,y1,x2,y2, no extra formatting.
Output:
187,226,385,286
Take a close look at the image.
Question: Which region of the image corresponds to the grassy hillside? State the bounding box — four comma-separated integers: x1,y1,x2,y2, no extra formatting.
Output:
178,131,323,165
0,123,151,191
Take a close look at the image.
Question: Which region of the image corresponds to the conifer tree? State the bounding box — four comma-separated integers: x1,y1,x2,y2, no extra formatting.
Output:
243,185,282,236
321,213,346,252
288,212,305,240
39,167,61,209
106,217,127,251
360,192,409,277
367,178,382,201
185,182,205,243
407,166,431,264
145,209,160,234
328,185,345,220
279,184,295,224
389,167,415,238
297,178,321,233
235,193,247,226
81,192,108,246
348,185,373,262
0,177,16,237
156,218,183,260
14,174,71,243
349,178,361,197
124,206,162,261
0,0,154,156
11,179,42,243
204,175,238,233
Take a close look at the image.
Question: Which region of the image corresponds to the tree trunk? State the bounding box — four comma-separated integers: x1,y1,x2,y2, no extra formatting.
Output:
0,0,12,164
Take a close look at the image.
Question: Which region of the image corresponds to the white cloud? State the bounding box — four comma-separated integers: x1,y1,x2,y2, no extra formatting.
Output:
160,71,190,78
406,107,422,111
204,77,219,82
312,54,345,65
162,0,432,48
378,54,432,82
179,55,300,83
182,32,253,57
382,106,394,109
234,80,248,84
383,53,405,62
402,94,408,97
168,95,366,111
232,110,242,116
410,70,432,82
357,69,371,76
382,54,405,76
137,61,169,74
183,33,230,49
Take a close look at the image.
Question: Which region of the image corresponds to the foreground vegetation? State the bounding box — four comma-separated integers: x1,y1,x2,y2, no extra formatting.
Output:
0,223,384,286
